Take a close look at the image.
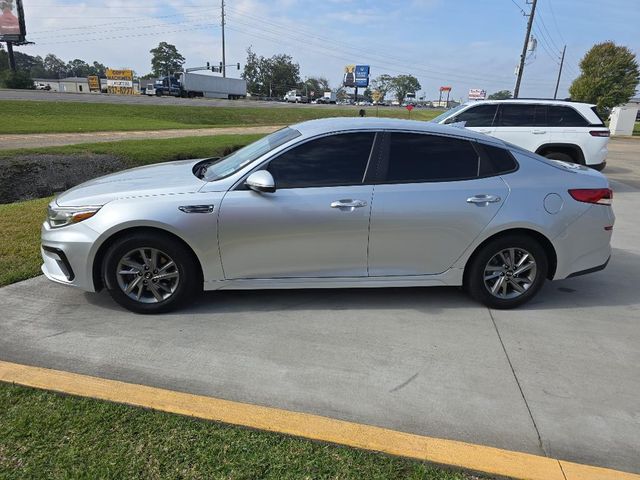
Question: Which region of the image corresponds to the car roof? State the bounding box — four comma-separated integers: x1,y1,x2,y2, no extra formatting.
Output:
291,117,505,145
463,99,596,108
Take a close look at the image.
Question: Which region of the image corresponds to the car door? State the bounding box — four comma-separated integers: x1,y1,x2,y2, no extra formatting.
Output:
368,132,509,276
445,103,498,136
492,103,550,151
218,132,377,279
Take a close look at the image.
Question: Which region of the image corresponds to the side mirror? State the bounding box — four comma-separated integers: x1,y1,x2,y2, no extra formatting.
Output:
245,170,276,193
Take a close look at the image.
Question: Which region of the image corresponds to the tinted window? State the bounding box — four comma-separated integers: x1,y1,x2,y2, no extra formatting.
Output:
479,144,518,176
547,106,589,127
385,133,479,183
451,104,498,127
497,104,546,127
268,132,375,188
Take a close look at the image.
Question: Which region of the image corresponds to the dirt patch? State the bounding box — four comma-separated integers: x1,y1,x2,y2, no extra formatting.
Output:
0,153,126,204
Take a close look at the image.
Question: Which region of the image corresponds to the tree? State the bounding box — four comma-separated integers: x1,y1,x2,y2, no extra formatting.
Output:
488,90,512,100
390,75,421,103
1,70,34,89
569,41,639,112
150,42,185,77
66,59,92,77
43,54,66,78
302,76,330,98
363,87,373,102
370,74,393,100
241,47,300,98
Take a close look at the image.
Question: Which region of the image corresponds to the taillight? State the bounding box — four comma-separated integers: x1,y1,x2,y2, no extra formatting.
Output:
589,130,610,137
568,188,613,205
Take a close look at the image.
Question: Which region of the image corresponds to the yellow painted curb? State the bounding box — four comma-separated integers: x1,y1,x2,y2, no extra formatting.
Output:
0,360,638,480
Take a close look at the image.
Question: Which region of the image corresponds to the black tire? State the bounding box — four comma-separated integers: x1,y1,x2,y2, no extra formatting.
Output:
544,151,575,163
465,234,548,309
102,232,201,314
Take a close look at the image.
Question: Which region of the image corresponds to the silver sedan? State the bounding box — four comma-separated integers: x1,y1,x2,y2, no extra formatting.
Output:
41,118,614,313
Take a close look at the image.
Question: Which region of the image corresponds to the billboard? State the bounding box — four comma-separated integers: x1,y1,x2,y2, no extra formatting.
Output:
88,76,101,92
439,86,452,92
468,88,486,101
343,65,355,88
354,65,370,88
0,0,26,42
106,69,134,95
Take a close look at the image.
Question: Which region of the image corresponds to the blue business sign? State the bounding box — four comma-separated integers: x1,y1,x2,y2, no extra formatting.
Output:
354,65,370,88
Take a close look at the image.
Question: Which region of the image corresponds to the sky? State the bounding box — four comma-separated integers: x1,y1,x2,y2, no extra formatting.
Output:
16,0,640,101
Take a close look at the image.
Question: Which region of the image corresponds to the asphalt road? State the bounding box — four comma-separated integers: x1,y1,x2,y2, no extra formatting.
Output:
0,88,365,108
1,139,639,475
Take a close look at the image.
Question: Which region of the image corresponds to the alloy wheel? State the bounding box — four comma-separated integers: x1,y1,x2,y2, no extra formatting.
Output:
116,247,180,304
483,248,537,299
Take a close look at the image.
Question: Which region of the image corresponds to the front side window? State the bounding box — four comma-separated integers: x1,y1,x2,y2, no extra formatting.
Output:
385,133,480,183
267,132,375,188
450,104,498,127
497,104,546,127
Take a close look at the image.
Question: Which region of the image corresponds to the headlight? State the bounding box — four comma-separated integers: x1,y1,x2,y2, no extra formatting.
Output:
47,205,101,228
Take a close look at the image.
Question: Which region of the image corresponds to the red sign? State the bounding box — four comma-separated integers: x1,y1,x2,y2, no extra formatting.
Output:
406,104,414,112
439,86,452,92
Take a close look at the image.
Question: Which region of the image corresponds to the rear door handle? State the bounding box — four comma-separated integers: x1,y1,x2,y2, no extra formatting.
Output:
532,130,547,134
331,199,367,210
467,195,501,206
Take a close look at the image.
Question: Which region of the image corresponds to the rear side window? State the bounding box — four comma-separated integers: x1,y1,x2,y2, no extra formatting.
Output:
267,132,375,188
449,104,498,127
547,106,589,127
385,133,479,183
590,107,606,126
497,104,546,127
479,144,518,176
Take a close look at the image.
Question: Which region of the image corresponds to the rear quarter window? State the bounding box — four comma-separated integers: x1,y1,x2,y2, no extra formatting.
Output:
478,144,519,176
547,106,589,127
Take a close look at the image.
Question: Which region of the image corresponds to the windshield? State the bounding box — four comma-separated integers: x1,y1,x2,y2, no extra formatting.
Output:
203,127,301,181
430,104,468,124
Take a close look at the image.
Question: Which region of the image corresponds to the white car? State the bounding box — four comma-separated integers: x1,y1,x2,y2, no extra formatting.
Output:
431,99,609,170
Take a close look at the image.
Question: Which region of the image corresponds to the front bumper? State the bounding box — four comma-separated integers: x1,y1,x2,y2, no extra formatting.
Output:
41,221,100,292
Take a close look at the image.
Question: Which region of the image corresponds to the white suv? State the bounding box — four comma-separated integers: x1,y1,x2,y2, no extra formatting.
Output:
431,99,609,170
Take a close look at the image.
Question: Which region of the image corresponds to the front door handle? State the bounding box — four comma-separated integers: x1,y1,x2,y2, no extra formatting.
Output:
331,199,367,211
467,195,501,206
478,129,492,134
532,129,547,134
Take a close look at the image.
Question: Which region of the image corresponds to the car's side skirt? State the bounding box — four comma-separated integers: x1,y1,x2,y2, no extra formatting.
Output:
203,269,464,291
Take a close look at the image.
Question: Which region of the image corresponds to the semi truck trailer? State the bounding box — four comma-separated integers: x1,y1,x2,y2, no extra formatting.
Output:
153,73,247,99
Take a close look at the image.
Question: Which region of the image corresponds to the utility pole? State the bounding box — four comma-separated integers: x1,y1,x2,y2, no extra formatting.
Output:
221,0,226,78
513,0,537,98
554,45,566,99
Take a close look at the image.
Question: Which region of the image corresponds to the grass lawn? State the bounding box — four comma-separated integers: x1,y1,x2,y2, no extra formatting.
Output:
0,100,443,134
0,133,264,168
0,382,476,480
634,121,639,136
0,197,50,287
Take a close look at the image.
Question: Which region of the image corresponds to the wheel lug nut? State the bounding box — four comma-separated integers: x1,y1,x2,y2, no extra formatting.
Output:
153,269,158,274
143,280,148,284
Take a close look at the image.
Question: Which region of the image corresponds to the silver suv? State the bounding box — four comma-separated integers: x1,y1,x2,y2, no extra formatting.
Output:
431,99,609,170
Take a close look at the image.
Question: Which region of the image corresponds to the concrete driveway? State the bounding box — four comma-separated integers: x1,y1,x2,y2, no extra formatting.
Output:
1,140,639,475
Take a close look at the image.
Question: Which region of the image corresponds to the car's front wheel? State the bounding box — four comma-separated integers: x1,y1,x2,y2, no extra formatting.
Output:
103,232,200,314
465,234,548,309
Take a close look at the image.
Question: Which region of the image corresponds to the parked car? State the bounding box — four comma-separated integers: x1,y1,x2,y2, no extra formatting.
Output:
431,99,609,170
283,89,308,103
35,83,51,91
42,118,614,313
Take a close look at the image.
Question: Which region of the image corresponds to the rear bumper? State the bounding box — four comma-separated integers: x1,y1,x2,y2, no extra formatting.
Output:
566,256,610,278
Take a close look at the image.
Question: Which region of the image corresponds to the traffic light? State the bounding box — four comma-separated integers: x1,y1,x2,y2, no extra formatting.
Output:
237,63,240,70
206,61,210,70
219,62,223,70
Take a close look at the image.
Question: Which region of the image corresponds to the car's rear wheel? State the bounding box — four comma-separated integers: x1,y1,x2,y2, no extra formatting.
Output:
466,234,548,309
103,233,200,314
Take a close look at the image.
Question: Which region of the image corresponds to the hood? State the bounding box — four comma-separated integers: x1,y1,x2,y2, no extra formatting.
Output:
56,159,206,207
